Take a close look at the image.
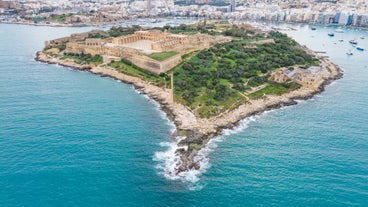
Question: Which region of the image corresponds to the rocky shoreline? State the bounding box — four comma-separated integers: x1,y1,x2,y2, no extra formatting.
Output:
35,50,343,176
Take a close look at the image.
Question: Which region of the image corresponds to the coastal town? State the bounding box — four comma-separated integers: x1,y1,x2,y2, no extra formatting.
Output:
35,22,342,174
1,0,368,28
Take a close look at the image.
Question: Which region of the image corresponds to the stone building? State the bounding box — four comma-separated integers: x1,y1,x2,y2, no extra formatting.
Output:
111,30,192,52
62,30,227,74
268,69,289,83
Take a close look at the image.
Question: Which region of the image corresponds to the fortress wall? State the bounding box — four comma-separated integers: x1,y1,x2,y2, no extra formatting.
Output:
130,54,162,74
69,32,89,42
65,42,85,54
135,30,166,41
128,54,182,75
153,39,183,51
85,38,103,46
65,43,102,56
84,46,103,56
103,46,132,58
112,34,140,45
159,54,182,71
49,37,70,46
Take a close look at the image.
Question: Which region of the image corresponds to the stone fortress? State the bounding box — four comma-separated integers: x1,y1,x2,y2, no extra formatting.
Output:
46,30,230,74
268,61,335,90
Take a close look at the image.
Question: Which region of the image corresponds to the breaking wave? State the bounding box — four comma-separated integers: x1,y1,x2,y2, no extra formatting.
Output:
153,115,263,187
153,135,223,185
134,82,313,187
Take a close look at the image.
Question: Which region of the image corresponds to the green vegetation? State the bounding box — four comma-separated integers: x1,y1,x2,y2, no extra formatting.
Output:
163,23,218,35
174,31,316,118
108,59,169,87
54,45,66,51
62,53,103,65
164,24,200,34
147,51,179,62
248,82,301,99
222,25,256,37
45,24,317,119
51,13,72,22
88,26,142,39
43,44,66,52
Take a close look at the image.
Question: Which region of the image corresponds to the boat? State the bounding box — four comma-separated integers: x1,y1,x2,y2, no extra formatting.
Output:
357,47,364,51
349,39,358,45
311,27,317,30
360,36,365,39
346,51,353,55
328,32,334,37
335,28,344,33
338,39,344,42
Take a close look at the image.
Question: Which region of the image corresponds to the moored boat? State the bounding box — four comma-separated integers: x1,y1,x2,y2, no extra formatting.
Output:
349,39,358,45
328,32,334,37
335,28,344,33
357,47,364,51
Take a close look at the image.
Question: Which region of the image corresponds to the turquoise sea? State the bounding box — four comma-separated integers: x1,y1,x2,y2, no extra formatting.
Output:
0,23,367,206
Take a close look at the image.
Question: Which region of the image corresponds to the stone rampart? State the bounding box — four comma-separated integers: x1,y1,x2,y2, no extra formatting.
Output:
65,42,84,54
129,54,182,74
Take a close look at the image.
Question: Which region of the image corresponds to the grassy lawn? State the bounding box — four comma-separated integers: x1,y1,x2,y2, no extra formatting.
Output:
197,91,245,118
147,51,179,62
248,82,301,99
61,53,103,65
51,14,72,22
108,59,169,87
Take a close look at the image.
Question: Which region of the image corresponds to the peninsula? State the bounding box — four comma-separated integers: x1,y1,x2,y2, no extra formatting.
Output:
35,22,342,176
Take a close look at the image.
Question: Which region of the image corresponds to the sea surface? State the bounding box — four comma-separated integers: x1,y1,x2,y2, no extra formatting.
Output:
1,23,367,206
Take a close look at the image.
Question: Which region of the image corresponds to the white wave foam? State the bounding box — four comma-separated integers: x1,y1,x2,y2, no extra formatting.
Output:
154,136,190,180
152,87,329,186
153,101,313,186
295,99,306,103
153,134,225,187
153,113,267,187
222,115,260,136
328,81,337,86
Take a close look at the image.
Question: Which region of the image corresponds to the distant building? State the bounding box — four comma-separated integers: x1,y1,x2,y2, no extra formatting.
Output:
332,12,340,24
314,0,336,3
338,12,353,25
269,69,289,83
228,0,235,12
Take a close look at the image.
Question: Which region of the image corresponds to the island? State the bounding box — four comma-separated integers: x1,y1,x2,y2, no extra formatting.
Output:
35,21,342,177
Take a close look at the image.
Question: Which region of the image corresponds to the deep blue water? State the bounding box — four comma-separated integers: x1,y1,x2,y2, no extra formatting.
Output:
0,23,367,206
